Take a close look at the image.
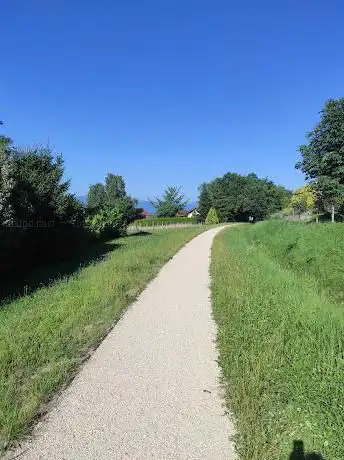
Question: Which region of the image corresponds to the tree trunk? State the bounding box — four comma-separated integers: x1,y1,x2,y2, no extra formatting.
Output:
331,203,335,223
315,213,319,224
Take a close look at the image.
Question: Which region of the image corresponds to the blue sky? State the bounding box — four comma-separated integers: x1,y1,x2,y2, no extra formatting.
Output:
1,0,344,200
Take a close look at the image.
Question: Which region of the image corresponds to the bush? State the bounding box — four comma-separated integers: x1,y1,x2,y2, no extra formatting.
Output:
86,207,127,239
205,207,219,224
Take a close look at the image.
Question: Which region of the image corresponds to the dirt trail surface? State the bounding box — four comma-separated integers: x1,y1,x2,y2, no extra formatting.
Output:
9,227,236,460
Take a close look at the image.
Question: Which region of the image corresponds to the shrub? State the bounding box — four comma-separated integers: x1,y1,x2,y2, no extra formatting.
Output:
205,207,219,224
86,207,127,239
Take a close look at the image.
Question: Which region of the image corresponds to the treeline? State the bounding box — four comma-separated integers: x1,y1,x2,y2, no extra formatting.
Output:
0,128,135,279
197,172,291,222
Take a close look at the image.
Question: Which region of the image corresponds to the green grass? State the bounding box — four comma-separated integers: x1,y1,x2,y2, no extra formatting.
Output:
0,227,206,450
212,222,344,460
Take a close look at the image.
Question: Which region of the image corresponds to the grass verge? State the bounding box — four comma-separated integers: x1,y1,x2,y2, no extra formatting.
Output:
0,226,206,449
211,223,344,460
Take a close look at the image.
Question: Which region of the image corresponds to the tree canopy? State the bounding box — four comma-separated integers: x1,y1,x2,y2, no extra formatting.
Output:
150,186,188,217
198,172,290,222
86,173,136,236
197,183,212,222
296,98,344,222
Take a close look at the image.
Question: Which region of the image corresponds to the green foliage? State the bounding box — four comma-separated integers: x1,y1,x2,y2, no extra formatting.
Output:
296,98,344,222
205,207,219,224
150,186,188,217
199,172,290,222
0,227,206,448
197,183,212,222
86,207,127,239
87,183,105,209
11,148,77,222
133,216,197,227
86,173,136,238
212,223,344,459
104,173,126,205
290,184,316,215
0,136,15,226
0,143,85,277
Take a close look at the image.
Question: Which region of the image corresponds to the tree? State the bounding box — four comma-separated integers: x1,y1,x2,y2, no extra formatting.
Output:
205,207,219,224
86,173,137,237
0,134,15,226
87,183,105,209
296,98,344,222
203,172,290,222
11,147,74,223
150,186,189,217
104,173,126,206
290,185,316,219
197,183,212,222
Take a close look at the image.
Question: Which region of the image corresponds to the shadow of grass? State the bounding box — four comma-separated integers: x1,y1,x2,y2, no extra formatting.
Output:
0,240,118,306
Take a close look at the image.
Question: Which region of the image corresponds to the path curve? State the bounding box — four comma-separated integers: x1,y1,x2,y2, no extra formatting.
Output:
11,227,236,460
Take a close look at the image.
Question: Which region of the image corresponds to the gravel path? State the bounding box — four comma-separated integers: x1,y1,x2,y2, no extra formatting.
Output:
10,227,236,459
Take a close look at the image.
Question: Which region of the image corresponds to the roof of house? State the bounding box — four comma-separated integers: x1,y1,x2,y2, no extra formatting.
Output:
137,209,151,217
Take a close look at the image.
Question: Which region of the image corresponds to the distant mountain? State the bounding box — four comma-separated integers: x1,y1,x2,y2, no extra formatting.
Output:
137,200,155,213
76,195,87,206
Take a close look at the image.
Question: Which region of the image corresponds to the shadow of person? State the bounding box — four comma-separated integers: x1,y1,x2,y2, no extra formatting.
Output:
289,440,324,460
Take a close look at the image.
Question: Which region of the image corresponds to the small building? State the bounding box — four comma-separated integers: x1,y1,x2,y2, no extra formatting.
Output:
176,210,190,217
187,208,200,218
175,208,200,218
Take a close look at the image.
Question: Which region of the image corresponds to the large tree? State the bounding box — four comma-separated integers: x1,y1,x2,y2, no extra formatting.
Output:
197,183,212,222
199,172,290,222
87,183,105,209
296,98,344,222
87,173,136,227
11,147,77,223
0,133,15,226
104,173,126,206
150,186,188,217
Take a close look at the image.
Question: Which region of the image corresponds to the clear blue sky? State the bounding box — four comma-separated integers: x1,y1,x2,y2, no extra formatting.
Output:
2,0,344,200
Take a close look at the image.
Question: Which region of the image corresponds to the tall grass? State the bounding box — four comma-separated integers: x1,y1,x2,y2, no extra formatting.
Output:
133,216,197,227
0,227,205,450
212,223,344,460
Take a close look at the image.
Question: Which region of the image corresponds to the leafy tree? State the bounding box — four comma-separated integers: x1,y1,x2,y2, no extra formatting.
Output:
205,207,219,224
150,186,188,217
0,134,15,226
290,185,316,218
197,183,212,222
87,183,105,209
104,173,126,206
201,172,290,222
296,98,344,222
11,147,78,223
86,173,136,238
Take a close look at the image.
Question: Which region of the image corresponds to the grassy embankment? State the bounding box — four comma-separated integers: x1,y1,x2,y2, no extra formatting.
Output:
212,221,344,460
0,226,206,450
